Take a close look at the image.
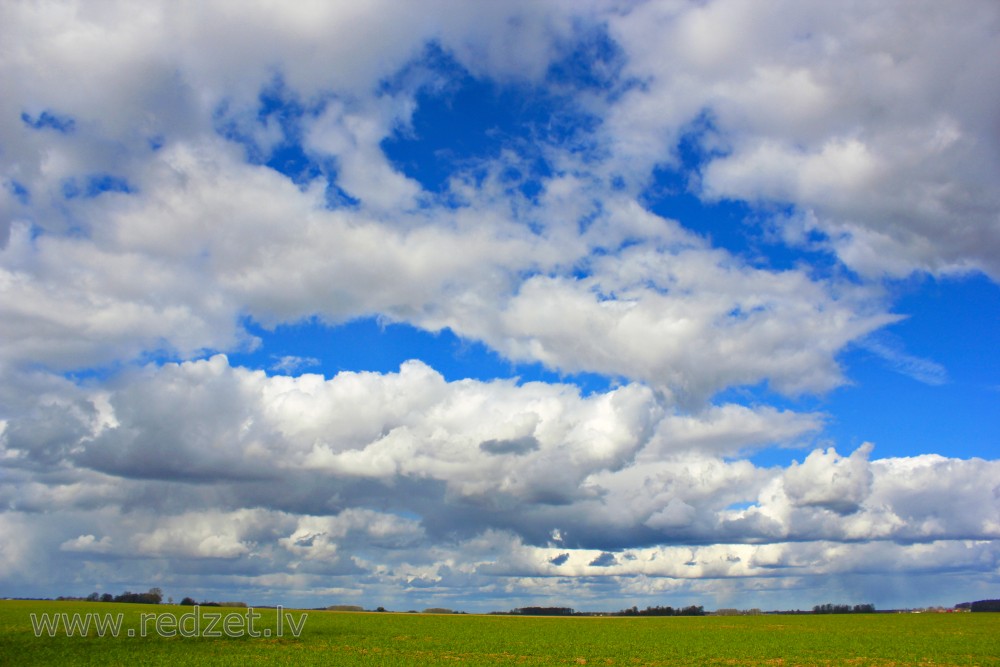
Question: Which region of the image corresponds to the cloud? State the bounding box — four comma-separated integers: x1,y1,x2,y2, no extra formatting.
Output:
549,553,570,566
269,355,320,374
0,2,902,404
605,0,1000,279
781,443,875,515
857,334,949,386
59,534,113,554
589,552,618,567
4,358,997,555
429,239,895,402
642,403,824,458
3,396,998,607
480,436,541,456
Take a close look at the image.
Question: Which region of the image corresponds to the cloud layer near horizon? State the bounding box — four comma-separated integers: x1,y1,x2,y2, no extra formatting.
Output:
4,355,999,607
1,0,998,610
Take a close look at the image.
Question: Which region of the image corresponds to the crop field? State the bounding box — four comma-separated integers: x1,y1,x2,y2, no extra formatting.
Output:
1,600,997,666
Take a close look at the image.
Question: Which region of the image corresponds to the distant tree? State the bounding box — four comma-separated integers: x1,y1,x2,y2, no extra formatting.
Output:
970,600,1000,612
100,593,113,603
614,604,702,617
180,597,197,606
86,592,100,602
113,588,164,604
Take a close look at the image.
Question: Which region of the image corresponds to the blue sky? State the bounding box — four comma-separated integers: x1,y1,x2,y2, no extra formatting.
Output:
0,1,998,613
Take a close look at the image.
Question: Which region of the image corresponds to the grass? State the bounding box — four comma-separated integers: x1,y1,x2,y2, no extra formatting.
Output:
0,600,997,665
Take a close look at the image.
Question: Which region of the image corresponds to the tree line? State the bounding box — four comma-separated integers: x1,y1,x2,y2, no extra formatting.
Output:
178,597,247,607
62,588,164,604
812,603,875,614
617,605,705,616
55,588,245,608
967,599,1000,612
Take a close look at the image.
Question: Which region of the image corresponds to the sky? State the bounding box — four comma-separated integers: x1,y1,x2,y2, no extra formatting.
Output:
0,0,998,613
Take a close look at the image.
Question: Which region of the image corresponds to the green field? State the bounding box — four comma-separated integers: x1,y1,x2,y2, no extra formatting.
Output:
1,601,997,665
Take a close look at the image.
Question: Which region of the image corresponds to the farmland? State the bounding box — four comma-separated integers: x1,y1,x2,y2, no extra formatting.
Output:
1,600,997,665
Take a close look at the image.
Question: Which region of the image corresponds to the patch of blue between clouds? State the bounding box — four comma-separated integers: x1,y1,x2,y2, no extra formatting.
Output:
745,447,810,470
643,114,839,277
256,78,323,186
6,180,30,204
21,110,76,133
211,35,619,208
62,174,135,199
545,24,627,95
642,112,749,256
381,44,601,199
212,77,356,207
230,316,615,395
64,366,124,386
724,501,756,512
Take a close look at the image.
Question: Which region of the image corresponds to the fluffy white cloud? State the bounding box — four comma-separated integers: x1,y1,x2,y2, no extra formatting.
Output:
59,534,114,554
466,244,893,400
3,358,997,560
781,443,875,515
606,0,1000,278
